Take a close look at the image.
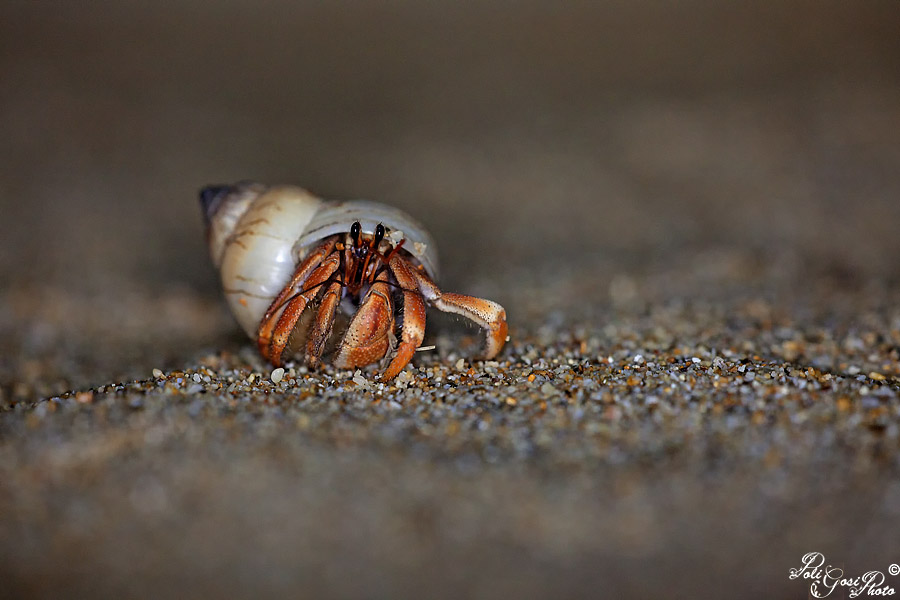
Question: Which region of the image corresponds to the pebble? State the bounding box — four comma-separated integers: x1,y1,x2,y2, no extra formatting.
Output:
352,371,370,389
271,368,285,384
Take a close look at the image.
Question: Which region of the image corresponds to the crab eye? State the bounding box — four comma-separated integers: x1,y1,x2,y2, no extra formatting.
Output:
350,221,361,244
373,223,385,245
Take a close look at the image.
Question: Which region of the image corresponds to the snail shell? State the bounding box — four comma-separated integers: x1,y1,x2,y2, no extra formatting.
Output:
201,182,439,338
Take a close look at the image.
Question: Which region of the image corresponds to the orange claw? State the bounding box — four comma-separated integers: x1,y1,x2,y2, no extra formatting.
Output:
334,276,395,370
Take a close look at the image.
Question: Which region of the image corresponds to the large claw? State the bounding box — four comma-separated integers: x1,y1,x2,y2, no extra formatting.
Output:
334,278,395,370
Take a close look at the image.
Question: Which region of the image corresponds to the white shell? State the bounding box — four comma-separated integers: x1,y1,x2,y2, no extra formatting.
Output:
204,183,440,338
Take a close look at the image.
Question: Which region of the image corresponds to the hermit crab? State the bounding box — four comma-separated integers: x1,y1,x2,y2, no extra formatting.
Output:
200,182,508,380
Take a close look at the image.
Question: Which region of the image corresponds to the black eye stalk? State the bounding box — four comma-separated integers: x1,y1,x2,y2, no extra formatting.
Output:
348,222,389,286
349,221,387,256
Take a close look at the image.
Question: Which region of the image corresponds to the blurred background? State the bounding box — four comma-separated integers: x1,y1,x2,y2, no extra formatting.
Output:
2,1,899,392
2,1,900,597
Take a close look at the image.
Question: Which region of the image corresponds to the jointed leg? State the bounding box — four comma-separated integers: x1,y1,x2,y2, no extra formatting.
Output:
411,266,508,360
257,238,337,358
382,255,427,380
263,253,340,366
305,279,343,368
